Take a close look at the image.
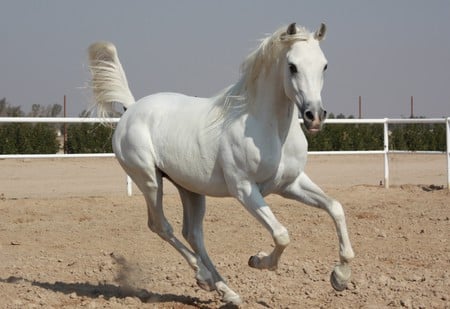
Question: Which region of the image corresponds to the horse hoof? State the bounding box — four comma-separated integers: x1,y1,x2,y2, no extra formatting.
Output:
248,252,271,269
330,264,351,291
248,255,258,268
216,281,242,306
223,293,242,306
330,271,347,291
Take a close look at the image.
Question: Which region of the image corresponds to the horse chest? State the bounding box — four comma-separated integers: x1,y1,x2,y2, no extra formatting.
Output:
247,141,281,178
223,114,305,180
259,129,308,194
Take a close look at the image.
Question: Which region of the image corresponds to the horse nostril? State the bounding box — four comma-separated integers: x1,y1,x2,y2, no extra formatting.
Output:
304,110,314,122
322,110,327,120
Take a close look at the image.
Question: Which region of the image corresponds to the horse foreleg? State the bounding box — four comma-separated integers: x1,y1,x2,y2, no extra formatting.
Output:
281,172,355,291
233,181,290,271
246,207,290,271
178,188,223,287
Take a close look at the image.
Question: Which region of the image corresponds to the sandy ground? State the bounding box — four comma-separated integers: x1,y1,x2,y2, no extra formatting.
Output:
0,155,449,308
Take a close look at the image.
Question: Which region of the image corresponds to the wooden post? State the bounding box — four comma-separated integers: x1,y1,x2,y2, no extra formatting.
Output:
358,96,362,119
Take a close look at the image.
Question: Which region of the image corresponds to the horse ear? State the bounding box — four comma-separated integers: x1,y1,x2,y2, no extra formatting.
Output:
286,23,297,35
314,23,327,41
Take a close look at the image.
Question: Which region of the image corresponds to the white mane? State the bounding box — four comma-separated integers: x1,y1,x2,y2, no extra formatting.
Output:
215,25,312,120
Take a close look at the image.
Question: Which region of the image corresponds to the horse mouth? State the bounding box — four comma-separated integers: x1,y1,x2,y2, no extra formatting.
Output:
303,119,323,134
308,127,321,134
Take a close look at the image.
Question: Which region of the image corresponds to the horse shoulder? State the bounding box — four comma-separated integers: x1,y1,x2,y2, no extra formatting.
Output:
274,122,308,184
283,121,308,160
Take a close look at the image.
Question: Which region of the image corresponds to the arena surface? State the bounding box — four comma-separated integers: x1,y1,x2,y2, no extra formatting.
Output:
0,155,449,308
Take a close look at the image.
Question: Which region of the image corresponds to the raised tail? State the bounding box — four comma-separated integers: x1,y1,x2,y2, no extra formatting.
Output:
88,41,135,117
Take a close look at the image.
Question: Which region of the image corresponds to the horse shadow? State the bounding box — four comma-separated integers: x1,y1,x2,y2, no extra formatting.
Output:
0,276,237,309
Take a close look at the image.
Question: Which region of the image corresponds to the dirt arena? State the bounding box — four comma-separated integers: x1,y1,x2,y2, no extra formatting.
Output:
0,154,448,308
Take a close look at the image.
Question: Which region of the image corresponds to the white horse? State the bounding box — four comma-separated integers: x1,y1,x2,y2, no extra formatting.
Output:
88,23,354,305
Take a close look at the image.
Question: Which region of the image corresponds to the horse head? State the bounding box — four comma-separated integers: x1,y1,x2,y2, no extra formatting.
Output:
281,23,328,133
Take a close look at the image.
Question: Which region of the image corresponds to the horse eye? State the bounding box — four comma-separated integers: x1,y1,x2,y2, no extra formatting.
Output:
324,64,328,71
289,63,298,74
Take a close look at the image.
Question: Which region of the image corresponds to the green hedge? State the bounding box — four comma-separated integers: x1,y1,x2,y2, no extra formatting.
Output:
0,123,59,154
390,123,446,152
0,102,445,155
66,123,114,153
306,121,445,152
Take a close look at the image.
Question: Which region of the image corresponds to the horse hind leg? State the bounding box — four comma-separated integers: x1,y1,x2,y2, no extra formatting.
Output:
177,186,242,305
130,169,241,305
126,166,204,286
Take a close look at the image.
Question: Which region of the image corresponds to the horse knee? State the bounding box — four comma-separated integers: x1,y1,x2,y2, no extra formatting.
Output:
329,200,345,221
273,227,290,247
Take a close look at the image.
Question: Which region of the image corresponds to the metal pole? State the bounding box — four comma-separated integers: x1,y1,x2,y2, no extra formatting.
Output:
447,117,450,190
383,119,389,188
63,95,67,154
410,96,414,118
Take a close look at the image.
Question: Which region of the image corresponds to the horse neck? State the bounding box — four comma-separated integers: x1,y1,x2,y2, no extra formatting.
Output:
249,69,295,134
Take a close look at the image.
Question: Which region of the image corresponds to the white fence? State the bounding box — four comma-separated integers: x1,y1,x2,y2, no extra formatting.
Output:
0,117,449,193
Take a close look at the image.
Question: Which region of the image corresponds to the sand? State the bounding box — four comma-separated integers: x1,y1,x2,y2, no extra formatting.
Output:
0,154,449,308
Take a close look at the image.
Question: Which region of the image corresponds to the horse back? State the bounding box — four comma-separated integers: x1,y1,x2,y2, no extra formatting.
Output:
113,93,230,196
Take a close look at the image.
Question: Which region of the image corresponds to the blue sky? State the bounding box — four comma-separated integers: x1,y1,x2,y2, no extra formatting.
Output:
1,0,449,118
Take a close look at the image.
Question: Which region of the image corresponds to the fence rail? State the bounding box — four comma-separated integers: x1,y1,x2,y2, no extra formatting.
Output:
1,117,449,192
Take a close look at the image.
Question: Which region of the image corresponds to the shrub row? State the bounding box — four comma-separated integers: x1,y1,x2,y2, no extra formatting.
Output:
306,122,446,152
0,121,445,155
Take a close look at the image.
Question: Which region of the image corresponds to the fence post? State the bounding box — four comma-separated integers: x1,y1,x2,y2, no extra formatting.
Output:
383,119,389,188
127,175,133,196
447,117,450,190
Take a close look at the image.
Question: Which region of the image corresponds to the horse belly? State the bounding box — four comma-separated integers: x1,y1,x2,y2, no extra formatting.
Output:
156,138,229,196
162,164,229,196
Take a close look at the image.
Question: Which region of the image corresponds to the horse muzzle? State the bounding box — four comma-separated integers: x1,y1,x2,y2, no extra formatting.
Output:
302,107,327,134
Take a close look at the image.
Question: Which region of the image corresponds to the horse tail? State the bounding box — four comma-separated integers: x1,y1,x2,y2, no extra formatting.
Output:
88,41,135,117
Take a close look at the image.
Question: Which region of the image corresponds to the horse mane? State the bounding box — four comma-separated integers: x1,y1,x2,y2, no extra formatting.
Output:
215,24,312,120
